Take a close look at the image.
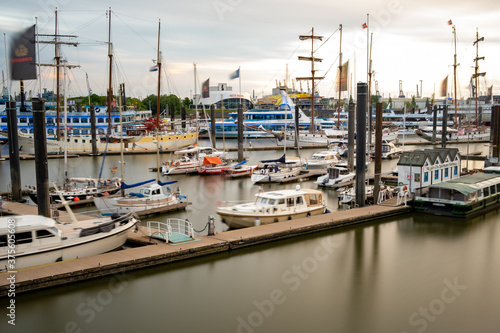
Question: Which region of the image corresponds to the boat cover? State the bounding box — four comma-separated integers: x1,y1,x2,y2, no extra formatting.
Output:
202,156,223,165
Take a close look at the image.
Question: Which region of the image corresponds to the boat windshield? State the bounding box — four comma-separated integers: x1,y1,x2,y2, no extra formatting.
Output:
311,155,325,160
256,197,277,205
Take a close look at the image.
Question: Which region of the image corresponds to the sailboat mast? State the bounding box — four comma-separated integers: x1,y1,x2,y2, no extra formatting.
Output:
63,61,68,189
452,25,458,126
55,8,61,140
107,8,113,136
337,24,342,130
310,27,316,133
156,20,161,181
473,28,485,126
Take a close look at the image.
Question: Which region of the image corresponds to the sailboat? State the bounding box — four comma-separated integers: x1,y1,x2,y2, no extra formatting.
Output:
27,52,121,204
93,20,186,216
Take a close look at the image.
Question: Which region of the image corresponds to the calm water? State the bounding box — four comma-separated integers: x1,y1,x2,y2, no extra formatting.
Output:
1,138,498,332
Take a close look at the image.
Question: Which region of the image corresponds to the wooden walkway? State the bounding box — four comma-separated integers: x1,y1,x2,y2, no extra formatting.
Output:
0,199,412,296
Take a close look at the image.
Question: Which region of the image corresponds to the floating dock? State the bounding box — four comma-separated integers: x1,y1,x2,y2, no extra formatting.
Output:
0,197,411,296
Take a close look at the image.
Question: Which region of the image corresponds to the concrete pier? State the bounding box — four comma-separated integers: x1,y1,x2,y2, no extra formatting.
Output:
0,199,411,296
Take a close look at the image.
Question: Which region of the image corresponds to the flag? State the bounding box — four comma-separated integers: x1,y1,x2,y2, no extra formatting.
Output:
470,77,476,97
230,68,240,79
362,22,368,29
149,64,158,72
202,78,210,98
110,167,118,172
335,61,349,92
448,19,453,26
440,76,448,97
10,24,37,80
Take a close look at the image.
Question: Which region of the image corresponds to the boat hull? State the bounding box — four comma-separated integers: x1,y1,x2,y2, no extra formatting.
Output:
0,215,136,270
93,195,180,215
218,206,326,229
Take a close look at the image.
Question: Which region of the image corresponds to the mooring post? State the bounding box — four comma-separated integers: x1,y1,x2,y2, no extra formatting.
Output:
90,104,98,155
432,105,437,144
356,83,367,207
237,104,244,162
32,98,51,217
181,106,186,130
294,105,300,149
6,100,22,201
374,102,383,203
348,102,355,171
441,105,448,148
210,104,216,149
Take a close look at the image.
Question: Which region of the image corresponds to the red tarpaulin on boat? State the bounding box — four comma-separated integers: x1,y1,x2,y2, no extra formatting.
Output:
202,156,223,165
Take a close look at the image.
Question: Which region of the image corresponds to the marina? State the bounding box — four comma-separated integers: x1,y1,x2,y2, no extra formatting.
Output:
1,4,500,332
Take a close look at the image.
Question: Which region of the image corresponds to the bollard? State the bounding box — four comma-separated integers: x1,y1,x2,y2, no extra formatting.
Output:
208,216,216,236
254,218,260,226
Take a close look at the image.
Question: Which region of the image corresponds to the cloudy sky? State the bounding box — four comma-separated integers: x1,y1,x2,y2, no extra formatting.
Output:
1,0,499,102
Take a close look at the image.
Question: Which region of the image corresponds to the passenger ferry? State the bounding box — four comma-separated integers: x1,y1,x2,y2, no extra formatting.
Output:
0,102,151,140
413,167,500,217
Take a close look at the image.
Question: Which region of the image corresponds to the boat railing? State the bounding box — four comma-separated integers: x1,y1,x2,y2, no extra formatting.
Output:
377,187,393,204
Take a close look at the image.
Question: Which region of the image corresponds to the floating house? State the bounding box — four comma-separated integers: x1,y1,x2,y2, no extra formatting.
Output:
397,148,461,193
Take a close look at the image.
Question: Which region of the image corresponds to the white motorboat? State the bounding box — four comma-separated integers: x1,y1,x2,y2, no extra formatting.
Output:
251,164,302,183
370,142,403,159
0,212,137,271
305,151,342,170
338,185,374,206
161,146,224,175
93,181,184,215
315,166,355,188
217,185,328,228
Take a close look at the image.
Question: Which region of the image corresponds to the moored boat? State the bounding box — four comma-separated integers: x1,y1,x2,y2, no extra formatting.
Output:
93,180,184,215
0,212,137,271
217,185,328,228
413,168,500,217
315,166,355,188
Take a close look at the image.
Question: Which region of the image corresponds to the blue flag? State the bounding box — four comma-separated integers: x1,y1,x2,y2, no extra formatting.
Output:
230,68,239,79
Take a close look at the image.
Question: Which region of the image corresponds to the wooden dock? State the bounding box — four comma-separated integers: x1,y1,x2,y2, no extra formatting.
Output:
0,198,411,296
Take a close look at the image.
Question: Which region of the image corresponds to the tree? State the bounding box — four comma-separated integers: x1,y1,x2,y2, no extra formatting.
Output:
182,97,192,109
388,96,393,108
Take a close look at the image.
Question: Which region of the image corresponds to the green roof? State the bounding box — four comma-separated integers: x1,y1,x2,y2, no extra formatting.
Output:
428,173,500,195
397,148,460,167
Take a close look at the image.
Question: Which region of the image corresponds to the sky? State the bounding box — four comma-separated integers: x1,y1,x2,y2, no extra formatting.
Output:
1,0,499,103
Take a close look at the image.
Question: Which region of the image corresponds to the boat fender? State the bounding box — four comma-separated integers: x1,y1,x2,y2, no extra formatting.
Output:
306,212,311,217
325,208,331,214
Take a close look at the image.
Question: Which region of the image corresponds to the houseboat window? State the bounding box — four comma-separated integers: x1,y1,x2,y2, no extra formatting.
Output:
47,129,55,135
73,118,80,124
15,231,32,245
36,229,56,239
19,117,27,123
47,118,55,124
0,235,6,247
268,199,276,205
296,196,303,205
434,170,439,180
28,117,33,124
278,199,285,205
491,185,497,195
97,118,105,123
424,172,429,182
113,117,120,123
287,197,294,207
82,129,89,135
484,187,490,197
81,118,88,124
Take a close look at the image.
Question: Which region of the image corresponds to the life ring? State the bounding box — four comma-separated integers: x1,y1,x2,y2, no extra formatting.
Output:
261,169,265,174
175,161,180,166
402,185,408,192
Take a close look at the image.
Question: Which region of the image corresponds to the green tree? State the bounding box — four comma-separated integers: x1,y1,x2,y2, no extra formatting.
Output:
182,97,192,109
388,96,393,108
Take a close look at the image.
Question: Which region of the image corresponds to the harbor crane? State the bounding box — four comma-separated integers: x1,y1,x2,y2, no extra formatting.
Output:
398,80,405,98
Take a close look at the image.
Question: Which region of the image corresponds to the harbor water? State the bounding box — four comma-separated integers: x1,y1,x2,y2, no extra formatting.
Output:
1,138,499,332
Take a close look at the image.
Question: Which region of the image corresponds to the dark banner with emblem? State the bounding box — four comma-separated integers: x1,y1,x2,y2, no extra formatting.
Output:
202,78,209,98
10,25,37,80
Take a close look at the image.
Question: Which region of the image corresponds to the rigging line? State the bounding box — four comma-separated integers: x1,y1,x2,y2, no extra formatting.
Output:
114,12,156,51
67,13,106,35
314,26,340,53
